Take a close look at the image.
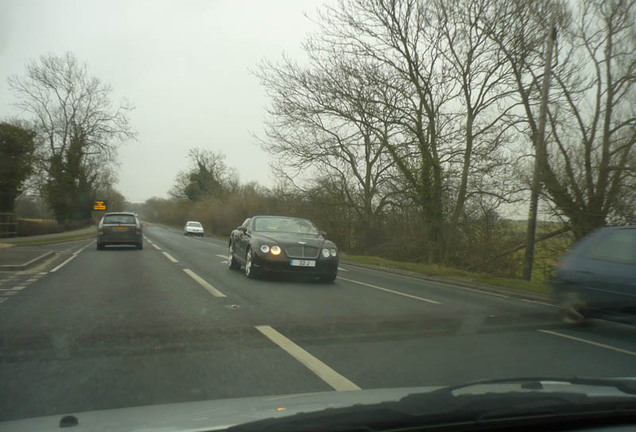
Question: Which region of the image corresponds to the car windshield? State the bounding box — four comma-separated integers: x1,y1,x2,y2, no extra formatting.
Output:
103,215,136,225
253,217,319,235
1,0,635,430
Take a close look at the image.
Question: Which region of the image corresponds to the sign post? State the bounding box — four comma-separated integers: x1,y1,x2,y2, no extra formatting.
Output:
93,200,108,211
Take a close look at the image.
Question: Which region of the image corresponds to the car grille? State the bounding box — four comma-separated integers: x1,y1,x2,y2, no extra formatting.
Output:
285,245,320,259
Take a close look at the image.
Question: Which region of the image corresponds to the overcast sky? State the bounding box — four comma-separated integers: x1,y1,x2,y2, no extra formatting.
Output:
0,0,331,202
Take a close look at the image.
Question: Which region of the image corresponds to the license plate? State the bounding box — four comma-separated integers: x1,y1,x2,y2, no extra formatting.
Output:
290,260,316,267
114,226,128,231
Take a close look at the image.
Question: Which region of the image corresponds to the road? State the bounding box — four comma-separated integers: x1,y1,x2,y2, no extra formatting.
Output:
1,224,636,422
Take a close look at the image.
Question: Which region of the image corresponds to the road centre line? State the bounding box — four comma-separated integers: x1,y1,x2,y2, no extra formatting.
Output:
162,252,178,263
339,277,441,305
152,243,162,251
183,269,226,297
256,325,361,392
539,329,636,356
340,264,510,299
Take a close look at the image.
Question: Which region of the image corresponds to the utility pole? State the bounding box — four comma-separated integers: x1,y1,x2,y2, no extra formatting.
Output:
523,15,556,281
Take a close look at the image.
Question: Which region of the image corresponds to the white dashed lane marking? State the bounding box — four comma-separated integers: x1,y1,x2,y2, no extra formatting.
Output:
183,269,226,298
162,252,178,263
152,243,162,251
256,325,360,392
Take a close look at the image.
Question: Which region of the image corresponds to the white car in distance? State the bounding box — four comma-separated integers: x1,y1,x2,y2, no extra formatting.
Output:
184,221,205,237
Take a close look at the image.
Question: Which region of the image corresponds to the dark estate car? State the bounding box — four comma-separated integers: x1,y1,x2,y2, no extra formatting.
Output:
228,215,339,282
97,212,143,250
551,226,636,324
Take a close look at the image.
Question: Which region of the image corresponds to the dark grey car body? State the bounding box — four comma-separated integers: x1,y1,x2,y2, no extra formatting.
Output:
228,215,338,282
97,212,143,250
550,226,636,323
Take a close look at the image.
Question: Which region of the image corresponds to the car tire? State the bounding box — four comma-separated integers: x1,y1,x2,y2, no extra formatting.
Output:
320,272,337,283
97,243,105,250
557,291,586,325
245,247,259,279
228,243,241,270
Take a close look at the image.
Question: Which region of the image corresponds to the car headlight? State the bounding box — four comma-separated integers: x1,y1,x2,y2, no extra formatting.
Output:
260,245,270,253
330,248,337,257
270,245,281,255
322,248,331,258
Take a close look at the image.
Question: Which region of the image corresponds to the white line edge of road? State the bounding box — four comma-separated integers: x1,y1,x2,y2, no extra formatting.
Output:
256,325,361,392
183,268,226,298
339,276,441,305
522,298,555,307
340,264,511,299
50,240,96,273
538,329,636,356
162,251,178,263
152,243,162,251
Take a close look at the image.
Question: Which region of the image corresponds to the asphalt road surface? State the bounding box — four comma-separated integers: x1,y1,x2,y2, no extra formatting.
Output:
1,224,636,422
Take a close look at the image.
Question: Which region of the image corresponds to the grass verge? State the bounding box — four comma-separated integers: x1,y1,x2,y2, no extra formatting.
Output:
341,254,550,295
3,233,95,245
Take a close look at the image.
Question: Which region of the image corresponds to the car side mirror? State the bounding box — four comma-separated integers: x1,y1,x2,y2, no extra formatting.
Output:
321,231,328,238
237,226,247,233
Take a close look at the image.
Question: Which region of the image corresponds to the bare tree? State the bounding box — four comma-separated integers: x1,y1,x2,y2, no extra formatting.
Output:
8,53,134,223
170,148,239,202
434,0,525,234
542,0,636,238
256,50,398,251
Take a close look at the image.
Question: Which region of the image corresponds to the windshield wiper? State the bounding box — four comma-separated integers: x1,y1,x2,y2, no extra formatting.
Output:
227,377,636,432
434,376,636,396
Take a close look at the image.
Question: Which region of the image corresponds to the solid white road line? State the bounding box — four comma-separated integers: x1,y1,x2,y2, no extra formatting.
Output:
51,239,96,273
50,255,78,273
256,325,361,392
162,252,178,263
522,298,554,307
339,265,511,299
339,277,441,305
183,269,226,298
152,243,162,250
539,329,636,356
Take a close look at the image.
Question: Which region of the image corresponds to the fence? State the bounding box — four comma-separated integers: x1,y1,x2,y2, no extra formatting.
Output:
0,213,18,238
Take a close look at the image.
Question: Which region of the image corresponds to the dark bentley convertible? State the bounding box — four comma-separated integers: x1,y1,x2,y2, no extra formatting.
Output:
228,215,339,282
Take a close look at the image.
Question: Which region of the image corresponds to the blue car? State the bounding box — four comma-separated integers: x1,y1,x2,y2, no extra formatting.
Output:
550,226,636,324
